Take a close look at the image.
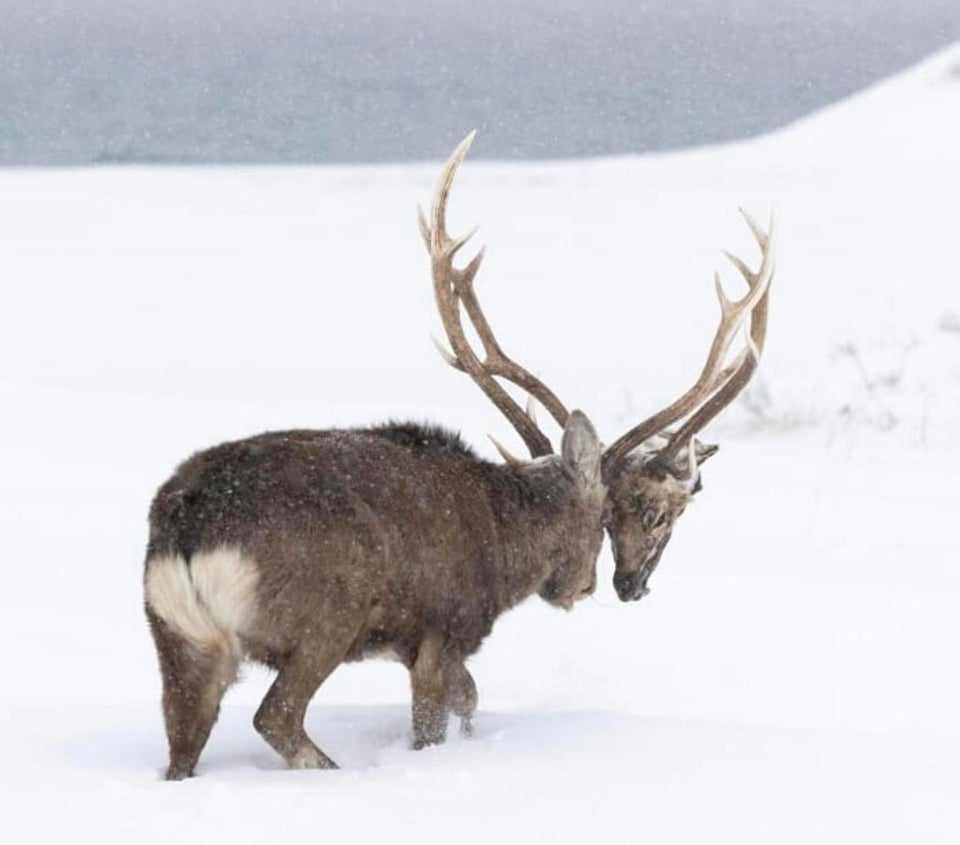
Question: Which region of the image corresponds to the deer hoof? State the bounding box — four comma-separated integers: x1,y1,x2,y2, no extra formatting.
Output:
165,763,194,781
288,746,338,770
412,734,446,751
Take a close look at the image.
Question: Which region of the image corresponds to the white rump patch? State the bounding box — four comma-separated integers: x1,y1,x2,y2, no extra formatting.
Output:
145,547,259,661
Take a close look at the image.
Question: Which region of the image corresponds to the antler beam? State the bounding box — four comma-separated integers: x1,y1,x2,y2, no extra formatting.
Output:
418,132,569,459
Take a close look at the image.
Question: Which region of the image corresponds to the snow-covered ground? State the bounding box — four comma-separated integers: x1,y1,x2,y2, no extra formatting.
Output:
2,45,959,844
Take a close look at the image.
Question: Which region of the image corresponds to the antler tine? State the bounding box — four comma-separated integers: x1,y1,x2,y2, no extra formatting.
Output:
429,130,476,254
488,434,522,466
722,251,753,283
683,437,699,492
417,205,431,251
419,132,560,459
431,334,464,371
526,394,539,426
602,209,775,478
740,206,770,250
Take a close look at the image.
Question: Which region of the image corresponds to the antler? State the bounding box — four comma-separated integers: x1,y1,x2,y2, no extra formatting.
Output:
602,209,776,478
418,132,569,459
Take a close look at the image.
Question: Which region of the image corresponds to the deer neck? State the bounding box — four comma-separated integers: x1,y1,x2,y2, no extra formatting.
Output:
485,459,581,612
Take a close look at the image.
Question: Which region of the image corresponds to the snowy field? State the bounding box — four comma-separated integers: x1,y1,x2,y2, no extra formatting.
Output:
2,46,959,843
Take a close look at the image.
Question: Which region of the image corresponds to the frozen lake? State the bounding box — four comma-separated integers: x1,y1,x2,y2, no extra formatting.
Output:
1,0,959,164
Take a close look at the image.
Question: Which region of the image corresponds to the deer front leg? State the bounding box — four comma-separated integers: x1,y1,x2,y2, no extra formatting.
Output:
445,661,478,736
410,631,449,749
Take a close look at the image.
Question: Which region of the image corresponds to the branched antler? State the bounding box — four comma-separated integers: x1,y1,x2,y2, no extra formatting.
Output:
602,209,776,478
418,133,775,472
418,132,569,458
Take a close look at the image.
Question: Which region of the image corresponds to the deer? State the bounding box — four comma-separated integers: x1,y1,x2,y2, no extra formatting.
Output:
143,131,775,780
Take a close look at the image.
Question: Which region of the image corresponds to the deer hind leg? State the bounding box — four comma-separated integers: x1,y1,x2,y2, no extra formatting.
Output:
147,608,238,781
411,632,451,749
445,661,478,736
252,609,366,770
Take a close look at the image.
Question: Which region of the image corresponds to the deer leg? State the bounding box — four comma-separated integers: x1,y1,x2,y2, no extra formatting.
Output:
253,613,363,770
410,631,449,749
445,661,478,736
147,608,238,781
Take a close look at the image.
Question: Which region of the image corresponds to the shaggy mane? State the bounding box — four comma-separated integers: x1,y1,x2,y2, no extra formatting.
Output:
368,421,479,460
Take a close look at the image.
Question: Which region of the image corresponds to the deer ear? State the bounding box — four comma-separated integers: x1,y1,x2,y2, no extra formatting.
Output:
693,440,719,465
561,410,602,486
666,439,718,479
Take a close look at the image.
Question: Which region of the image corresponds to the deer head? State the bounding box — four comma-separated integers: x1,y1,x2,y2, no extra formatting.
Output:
419,132,775,604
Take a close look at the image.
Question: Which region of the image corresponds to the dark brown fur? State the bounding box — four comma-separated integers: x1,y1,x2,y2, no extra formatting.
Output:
145,416,604,778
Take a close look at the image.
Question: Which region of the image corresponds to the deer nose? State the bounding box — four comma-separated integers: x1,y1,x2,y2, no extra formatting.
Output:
614,571,650,602
613,572,634,600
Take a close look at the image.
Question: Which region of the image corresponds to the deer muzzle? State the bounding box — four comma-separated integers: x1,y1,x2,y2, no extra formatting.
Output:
613,545,663,601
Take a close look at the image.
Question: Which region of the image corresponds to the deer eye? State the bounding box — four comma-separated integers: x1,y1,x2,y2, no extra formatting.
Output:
641,508,665,530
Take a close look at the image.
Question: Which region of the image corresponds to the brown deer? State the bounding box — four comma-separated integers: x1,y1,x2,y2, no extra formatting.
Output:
143,132,774,780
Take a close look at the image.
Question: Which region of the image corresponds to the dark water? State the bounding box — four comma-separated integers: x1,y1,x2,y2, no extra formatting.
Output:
1,0,957,165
